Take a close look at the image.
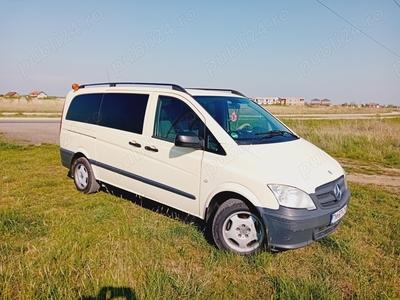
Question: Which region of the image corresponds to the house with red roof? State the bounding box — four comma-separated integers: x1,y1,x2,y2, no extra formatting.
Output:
29,91,48,98
5,92,20,98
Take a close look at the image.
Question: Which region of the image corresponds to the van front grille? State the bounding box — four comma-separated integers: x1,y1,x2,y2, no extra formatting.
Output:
314,176,345,208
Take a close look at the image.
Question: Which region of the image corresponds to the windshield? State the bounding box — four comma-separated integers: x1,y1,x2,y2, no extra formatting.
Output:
193,96,298,145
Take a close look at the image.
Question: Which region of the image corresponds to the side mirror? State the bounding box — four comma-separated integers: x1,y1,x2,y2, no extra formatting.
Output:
175,132,203,149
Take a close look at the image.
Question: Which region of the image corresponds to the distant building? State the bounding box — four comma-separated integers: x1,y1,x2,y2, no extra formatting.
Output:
252,97,280,105
29,91,48,98
5,92,20,98
278,97,305,106
367,103,380,108
310,98,321,105
310,98,331,106
252,96,305,106
321,98,331,106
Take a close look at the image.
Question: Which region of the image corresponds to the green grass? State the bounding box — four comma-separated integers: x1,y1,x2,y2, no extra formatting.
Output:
283,117,400,168
0,139,399,299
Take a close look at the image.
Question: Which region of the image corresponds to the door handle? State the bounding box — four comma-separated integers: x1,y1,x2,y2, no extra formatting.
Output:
145,146,159,152
129,141,141,148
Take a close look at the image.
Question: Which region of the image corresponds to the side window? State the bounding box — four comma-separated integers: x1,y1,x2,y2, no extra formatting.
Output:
153,96,203,142
153,96,226,155
98,93,148,134
205,128,226,155
66,93,103,124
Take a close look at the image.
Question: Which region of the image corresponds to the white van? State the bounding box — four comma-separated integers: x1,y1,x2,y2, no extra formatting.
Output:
60,82,350,255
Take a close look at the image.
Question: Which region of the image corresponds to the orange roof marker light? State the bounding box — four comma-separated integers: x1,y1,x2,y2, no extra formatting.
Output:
72,83,80,91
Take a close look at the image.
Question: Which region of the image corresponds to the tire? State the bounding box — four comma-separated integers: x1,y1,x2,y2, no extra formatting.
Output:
72,157,100,194
212,199,265,255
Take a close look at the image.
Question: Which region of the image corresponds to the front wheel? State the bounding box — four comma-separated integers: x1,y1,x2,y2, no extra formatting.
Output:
212,199,265,255
72,157,100,194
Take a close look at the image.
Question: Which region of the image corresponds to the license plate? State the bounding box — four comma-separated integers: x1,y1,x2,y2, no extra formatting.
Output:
330,205,347,225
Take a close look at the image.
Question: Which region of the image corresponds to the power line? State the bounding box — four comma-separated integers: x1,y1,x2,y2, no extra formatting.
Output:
316,0,400,58
393,0,400,9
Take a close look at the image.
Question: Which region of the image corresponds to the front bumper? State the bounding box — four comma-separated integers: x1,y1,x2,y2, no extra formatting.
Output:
257,188,350,250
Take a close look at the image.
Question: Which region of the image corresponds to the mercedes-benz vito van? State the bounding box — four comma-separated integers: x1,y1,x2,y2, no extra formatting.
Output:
60,82,350,255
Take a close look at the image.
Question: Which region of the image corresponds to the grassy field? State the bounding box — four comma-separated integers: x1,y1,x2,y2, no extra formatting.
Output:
1,117,399,299
283,117,400,169
0,97,64,113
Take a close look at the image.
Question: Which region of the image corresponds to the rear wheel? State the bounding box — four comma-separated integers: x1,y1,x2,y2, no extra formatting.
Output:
72,157,100,194
212,199,265,255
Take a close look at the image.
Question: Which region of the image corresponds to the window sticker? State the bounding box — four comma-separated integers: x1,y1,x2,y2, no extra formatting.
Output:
230,132,239,139
230,111,237,122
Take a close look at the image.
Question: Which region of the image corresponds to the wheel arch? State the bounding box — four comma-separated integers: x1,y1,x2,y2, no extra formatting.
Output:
69,150,97,178
205,191,262,224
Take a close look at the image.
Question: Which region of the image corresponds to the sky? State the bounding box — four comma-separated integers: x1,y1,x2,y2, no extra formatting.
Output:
1,0,399,105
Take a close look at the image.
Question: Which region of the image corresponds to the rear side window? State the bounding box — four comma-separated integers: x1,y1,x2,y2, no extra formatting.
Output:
98,93,148,134
66,93,103,124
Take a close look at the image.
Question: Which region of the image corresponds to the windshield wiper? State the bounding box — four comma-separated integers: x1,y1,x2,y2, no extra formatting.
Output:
255,130,297,141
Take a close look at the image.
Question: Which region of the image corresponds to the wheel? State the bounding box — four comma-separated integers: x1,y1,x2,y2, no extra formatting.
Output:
72,157,100,194
212,199,265,255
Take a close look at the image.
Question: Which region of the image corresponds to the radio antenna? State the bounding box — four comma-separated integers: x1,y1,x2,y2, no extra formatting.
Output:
107,69,111,83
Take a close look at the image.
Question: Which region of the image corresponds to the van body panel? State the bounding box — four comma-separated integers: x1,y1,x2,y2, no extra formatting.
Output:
244,139,344,193
200,179,272,217
59,119,98,177
200,143,279,214
141,139,203,215
95,126,144,197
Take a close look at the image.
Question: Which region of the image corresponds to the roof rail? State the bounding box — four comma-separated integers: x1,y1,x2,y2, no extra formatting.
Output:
78,82,188,93
187,88,247,97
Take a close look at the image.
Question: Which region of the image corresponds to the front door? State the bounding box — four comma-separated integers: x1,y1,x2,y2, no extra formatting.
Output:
141,95,204,217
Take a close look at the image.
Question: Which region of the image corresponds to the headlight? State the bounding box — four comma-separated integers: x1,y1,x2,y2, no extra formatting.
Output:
268,184,316,210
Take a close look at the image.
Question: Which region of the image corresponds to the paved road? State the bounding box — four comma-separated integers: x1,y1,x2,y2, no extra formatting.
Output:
0,118,60,145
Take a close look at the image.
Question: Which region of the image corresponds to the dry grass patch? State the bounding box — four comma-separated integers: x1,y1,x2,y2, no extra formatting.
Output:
0,97,65,113
283,117,400,168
